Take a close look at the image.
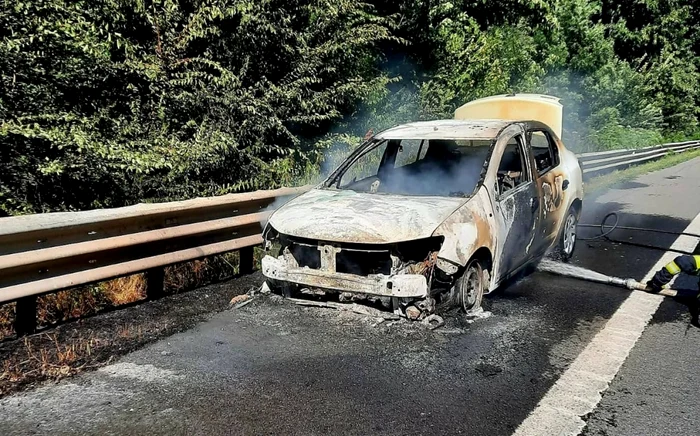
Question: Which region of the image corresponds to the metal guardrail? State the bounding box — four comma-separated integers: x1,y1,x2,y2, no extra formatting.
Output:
1,139,698,335
578,140,700,177
0,186,308,334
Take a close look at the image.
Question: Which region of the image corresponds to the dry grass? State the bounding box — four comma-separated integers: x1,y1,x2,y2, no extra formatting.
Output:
0,251,247,341
0,324,154,395
165,259,212,292
102,274,147,306
36,287,109,327
0,304,14,339
164,252,239,293
0,333,103,388
117,323,143,340
0,313,164,393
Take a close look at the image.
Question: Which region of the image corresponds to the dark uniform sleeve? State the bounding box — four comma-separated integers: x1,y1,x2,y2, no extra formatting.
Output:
649,255,700,289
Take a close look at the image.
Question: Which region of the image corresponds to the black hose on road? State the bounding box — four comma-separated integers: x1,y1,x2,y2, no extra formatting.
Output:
578,212,700,254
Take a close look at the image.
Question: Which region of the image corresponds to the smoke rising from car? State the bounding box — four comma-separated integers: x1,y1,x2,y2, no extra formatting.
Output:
335,142,491,198
319,140,356,180
260,194,299,229
370,156,485,197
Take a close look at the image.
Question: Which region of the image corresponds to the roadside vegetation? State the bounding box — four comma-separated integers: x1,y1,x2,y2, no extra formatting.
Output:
1,1,700,337
2,0,700,216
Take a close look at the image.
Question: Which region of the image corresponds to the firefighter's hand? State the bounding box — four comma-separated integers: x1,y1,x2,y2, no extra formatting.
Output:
646,279,663,293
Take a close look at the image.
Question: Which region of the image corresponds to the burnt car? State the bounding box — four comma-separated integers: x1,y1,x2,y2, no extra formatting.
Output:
262,106,583,316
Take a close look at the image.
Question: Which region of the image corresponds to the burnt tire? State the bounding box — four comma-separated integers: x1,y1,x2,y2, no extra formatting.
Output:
455,258,485,313
557,208,578,262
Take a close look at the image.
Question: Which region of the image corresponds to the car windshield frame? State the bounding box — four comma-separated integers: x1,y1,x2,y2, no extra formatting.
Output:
323,136,498,198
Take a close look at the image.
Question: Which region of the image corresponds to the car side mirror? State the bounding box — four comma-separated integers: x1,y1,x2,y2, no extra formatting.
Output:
562,179,570,191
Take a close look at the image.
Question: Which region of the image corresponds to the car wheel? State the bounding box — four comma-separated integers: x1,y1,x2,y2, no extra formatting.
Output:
455,258,485,312
558,208,578,261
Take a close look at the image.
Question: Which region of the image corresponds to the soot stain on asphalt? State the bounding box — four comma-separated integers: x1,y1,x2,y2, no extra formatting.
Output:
0,273,263,398
230,291,552,383
475,362,503,377
174,289,569,435
0,270,618,436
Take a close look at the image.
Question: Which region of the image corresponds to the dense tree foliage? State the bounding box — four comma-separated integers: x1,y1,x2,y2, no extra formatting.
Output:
1,0,699,215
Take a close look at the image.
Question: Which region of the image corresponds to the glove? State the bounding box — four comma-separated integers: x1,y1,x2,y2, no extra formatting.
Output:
646,279,663,293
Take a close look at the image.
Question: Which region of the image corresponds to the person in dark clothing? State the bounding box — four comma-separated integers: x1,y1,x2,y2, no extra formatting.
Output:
648,255,700,327
647,255,700,292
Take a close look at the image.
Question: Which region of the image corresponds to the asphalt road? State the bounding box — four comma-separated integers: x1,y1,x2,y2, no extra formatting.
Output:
2,158,700,435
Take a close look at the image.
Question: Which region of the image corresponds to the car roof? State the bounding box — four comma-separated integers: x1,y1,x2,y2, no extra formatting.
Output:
375,119,514,141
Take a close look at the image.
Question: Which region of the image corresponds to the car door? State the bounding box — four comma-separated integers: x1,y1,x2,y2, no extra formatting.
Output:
527,128,566,247
492,132,541,279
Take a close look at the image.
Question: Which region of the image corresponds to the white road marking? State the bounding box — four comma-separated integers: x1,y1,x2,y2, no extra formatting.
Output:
513,212,700,436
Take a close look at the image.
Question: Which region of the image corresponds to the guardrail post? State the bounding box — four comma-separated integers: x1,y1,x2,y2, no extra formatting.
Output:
146,267,165,300
15,296,37,336
239,246,254,275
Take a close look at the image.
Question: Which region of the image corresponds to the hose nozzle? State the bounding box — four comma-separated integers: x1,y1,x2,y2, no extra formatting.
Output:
625,279,648,291
607,276,648,291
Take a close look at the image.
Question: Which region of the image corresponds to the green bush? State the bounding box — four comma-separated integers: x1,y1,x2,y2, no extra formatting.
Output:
1,0,699,215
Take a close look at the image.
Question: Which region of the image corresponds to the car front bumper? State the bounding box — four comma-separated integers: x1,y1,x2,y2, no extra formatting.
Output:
261,255,429,298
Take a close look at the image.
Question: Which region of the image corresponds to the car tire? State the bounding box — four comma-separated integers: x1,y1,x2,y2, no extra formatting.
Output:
455,258,485,313
557,208,578,261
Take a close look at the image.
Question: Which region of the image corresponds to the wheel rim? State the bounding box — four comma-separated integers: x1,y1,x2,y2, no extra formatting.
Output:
563,214,577,255
462,264,482,310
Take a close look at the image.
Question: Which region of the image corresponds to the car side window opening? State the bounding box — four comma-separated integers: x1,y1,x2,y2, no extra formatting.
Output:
497,135,529,196
530,130,559,175
394,139,425,168
338,141,389,190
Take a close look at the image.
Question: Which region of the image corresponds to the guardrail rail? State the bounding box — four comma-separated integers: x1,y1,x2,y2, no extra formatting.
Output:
578,140,700,177
1,139,698,335
0,186,308,334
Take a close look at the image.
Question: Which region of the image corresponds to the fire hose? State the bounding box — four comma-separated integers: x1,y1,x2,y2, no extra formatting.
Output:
539,213,700,296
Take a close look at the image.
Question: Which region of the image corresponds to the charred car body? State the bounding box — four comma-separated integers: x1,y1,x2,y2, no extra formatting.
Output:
262,95,584,316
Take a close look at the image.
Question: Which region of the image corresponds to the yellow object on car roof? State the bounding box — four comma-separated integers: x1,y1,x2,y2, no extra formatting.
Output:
454,94,563,140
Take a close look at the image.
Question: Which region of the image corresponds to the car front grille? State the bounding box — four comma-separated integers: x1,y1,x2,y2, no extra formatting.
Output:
287,242,321,269
336,249,392,276
283,237,392,277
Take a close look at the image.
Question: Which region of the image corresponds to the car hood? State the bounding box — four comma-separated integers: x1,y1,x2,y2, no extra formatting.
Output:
268,188,466,244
